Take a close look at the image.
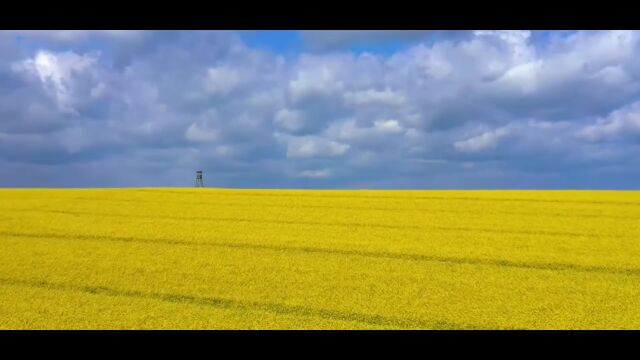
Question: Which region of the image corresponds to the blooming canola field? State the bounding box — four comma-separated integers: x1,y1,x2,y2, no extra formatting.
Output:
1,188,639,329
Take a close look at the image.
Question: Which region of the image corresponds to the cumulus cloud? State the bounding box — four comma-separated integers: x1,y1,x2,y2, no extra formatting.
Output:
288,55,349,103
12,50,97,112
3,30,640,188
273,108,303,132
285,136,350,158
185,122,220,143
344,88,406,107
373,119,403,133
298,169,332,178
578,101,640,142
327,118,406,147
454,127,511,153
205,65,246,95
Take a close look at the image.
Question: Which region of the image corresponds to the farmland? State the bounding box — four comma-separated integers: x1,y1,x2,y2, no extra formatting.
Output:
1,188,639,329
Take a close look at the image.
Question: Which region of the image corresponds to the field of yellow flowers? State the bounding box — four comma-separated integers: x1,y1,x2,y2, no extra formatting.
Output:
1,188,639,329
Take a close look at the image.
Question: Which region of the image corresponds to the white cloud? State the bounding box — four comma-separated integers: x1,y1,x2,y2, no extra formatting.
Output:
473,30,534,61
274,108,306,133
496,60,543,94
205,66,245,95
344,88,406,107
185,122,219,143
590,65,630,85
527,120,571,130
247,90,283,110
4,30,640,188
454,127,510,153
13,50,96,113
373,119,403,133
90,82,108,99
328,119,405,144
286,136,350,158
5,30,145,43
578,102,640,141
299,169,332,178
288,55,349,102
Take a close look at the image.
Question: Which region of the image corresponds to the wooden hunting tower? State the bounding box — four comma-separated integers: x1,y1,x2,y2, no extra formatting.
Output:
195,171,204,187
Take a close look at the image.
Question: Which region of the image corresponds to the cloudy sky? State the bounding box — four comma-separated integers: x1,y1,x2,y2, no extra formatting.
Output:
1,30,639,189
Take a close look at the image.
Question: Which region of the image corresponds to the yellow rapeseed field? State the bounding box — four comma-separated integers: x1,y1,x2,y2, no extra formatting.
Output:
1,188,639,329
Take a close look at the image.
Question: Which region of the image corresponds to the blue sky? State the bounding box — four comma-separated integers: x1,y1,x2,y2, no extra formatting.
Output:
240,30,301,54
239,30,423,55
1,30,640,189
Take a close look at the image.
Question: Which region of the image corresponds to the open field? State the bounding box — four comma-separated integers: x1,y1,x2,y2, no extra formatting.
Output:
1,188,640,329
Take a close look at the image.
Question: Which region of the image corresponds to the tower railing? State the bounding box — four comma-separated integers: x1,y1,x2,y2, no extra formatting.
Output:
195,171,204,187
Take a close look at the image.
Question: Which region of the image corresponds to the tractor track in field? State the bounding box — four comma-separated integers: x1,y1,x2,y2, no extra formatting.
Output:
4,196,638,220
2,207,635,239
3,231,640,277
6,188,640,206
0,276,485,330
124,189,640,207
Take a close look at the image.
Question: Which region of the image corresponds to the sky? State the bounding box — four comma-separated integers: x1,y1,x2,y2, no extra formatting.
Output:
1,30,640,189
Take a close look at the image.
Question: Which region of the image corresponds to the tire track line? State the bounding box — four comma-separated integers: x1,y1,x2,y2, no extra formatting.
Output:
6,197,637,220
127,189,640,207
3,231,639,276
3,207,630,238
0,276,479,330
